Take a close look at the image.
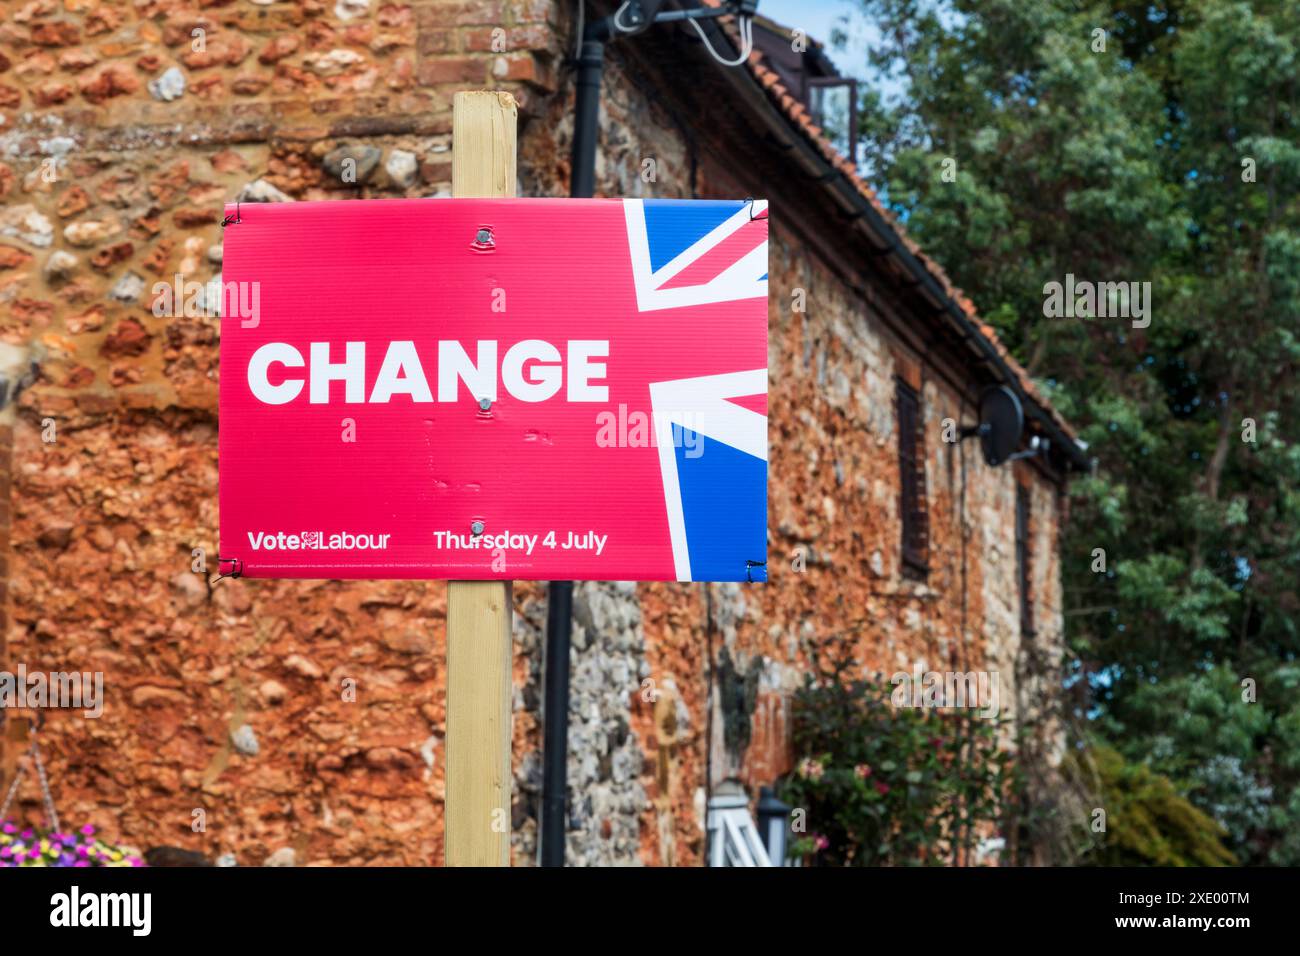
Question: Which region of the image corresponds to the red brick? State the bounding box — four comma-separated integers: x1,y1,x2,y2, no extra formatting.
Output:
59,48,99,72
416,30,458,56
56,185,90,218
464,24,553,53
31,81,72,107
193,75,225,99
31,21,80,47
417,0,504,28
492,52,552,89
419,158,452,183
415,55,487,86
16,52,56,80
377,3,413,27
232,74,269,96
100,317,151,358
513,0,552,22
77,64,138,104
258,35,300,65
173,207,218,228
161,19,214,48
141,239,174,276
10,298,53,325
85,7,124,36
63,365,95,388
89,242,134,272
210,149,247,174
0,246,31,270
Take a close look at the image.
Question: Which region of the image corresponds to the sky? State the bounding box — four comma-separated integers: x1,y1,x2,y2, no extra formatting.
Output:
752,0,879,80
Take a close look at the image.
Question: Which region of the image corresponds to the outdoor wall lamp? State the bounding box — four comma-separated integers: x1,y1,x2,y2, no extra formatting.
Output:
756,786,791,866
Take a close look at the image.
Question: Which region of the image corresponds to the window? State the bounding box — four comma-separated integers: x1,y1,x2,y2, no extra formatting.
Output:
807,78,858,163
896,378,928,577
1016,484,1034,637
750,21,860,163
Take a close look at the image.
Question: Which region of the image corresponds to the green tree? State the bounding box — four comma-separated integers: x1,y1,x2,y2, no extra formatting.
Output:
1063,744,1238,866
847,0,1300,863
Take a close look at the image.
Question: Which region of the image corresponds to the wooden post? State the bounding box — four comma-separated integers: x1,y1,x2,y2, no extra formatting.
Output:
445,91,517,867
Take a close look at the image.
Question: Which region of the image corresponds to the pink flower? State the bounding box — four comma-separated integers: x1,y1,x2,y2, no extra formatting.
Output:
798,758,825,781
854,763,872,780
875,781,891,795
814,834,830,851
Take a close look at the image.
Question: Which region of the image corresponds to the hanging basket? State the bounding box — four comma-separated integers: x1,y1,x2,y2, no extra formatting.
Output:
0,725,144,868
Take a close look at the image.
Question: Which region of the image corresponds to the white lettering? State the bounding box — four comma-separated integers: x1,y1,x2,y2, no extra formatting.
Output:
309,341,366,404
247,340,611,405
248,343,304,405
370,340,433,403
567,340,609,402
501,339,562,402
438,340,498,404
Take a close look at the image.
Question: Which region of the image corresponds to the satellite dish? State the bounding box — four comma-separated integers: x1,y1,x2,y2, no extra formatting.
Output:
977,385,1023,466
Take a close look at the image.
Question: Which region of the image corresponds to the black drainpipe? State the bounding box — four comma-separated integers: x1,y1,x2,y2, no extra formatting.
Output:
540,579,573,866
570,29,609,200
540,16,610,871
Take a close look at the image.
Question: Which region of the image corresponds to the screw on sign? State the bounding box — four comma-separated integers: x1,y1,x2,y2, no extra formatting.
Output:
217,92,769,865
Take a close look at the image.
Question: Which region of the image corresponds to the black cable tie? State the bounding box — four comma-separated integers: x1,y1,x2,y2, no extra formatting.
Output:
222,201,241,228
743,197,768,222
745,559,767,582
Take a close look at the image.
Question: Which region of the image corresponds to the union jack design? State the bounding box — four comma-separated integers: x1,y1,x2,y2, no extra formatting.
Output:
625,199,769,582
624,199,769,312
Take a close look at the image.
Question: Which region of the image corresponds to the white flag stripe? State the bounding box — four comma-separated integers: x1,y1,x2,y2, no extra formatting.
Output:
652,410,693,582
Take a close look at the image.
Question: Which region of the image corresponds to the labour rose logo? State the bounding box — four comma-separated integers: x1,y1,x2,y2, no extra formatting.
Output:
300,531,322,549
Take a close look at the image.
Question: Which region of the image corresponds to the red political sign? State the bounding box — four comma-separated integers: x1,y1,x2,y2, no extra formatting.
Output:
218,197,768,581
